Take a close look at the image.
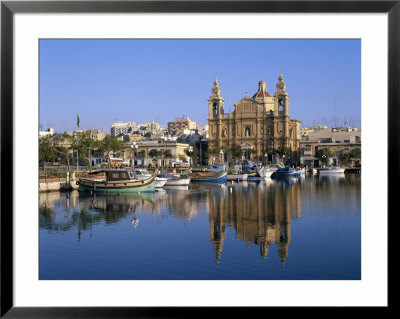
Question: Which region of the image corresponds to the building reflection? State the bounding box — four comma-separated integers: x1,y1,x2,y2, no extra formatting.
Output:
39,179,302,260
208,179,301,263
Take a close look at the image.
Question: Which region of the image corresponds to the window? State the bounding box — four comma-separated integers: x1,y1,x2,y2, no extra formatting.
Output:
279,99,284,112
213,103,218,115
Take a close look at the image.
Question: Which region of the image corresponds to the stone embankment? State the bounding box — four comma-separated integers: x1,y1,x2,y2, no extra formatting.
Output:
39,172,78,192
39,180,78,192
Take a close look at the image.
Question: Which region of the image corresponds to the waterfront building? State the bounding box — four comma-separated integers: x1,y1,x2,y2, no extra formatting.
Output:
168,116,199,135
111,121,137,136
115,140,190,168
299,125,361,167
207,75,301,162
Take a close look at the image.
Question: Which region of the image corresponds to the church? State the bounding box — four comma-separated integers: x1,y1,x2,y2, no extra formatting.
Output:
207,74,301,162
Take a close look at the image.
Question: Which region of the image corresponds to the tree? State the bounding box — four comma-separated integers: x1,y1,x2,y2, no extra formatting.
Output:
205,147,220,163
70,131,96,168
350,148,361,160
149,149,161,158
339,152,351,165
39,135,57,165
39,134,73,174
230,145,243,161
185,147,198,165
315,148,333,166
96,135,125,166
276,145,290,158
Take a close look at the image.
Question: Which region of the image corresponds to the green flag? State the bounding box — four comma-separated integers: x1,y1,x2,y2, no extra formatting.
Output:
77,113,80,128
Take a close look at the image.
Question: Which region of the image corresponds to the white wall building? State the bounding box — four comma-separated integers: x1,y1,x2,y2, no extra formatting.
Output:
111,121,137,136
39,128,54,137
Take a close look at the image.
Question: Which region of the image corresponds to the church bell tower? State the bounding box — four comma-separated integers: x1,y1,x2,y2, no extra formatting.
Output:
208,78,225,119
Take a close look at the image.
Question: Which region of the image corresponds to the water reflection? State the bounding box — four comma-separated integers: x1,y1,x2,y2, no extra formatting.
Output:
206,179,301,263
40,174,360,263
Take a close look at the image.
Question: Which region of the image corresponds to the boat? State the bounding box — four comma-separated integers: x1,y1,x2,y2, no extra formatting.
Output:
188,170,228,183
272,167,303,178
156,173,191,186
77,169,155,194
264,164,281,178
246,166,267,180
227,164,248,181
227,171,248,181
133,169,168,188
239,160,266,180
318,166,346,175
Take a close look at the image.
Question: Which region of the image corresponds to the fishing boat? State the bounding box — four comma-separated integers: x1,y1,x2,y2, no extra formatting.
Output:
318,166,346,175
156,173,191,186
246,166,266,180
77,169,155,194
240,160,266,180
264,164,281,178
133,169,168,188
188,170,227,183
272,167,303,178
227,164,248,181
227,171,248,181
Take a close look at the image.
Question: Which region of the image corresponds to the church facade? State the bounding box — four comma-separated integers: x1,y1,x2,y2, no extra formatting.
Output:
207,74,301,162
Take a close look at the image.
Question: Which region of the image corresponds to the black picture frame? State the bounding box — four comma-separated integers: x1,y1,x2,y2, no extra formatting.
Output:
1,0,395,317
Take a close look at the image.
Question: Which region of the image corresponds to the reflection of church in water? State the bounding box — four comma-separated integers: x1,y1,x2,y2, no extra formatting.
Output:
208,181,302,264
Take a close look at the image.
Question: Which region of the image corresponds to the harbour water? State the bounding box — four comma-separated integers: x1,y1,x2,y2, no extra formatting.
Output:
39,174,361,280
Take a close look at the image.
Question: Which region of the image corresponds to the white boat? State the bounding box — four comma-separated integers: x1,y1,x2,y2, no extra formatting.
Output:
318,166,346,174
264,164,281,178
227,164,248,181
156,173,191,187
133,169,168,188
227,172,248,181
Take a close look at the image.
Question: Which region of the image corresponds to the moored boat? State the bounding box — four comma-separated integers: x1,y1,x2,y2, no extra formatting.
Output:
318,166,346,174
156,173,191,186
133,169,167,188
188,170,227,183
227,172,248,181
77,169,155,194
264,164,281,178
246,166,266,180
272,167,303,178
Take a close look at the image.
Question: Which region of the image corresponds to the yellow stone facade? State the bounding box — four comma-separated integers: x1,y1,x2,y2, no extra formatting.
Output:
208,75,300,159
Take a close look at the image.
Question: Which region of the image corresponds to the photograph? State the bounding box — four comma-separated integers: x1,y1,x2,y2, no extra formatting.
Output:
38,39,362,280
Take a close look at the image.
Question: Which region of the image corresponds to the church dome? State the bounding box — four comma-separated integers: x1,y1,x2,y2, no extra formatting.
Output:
252,90,271,98
252,78,271,98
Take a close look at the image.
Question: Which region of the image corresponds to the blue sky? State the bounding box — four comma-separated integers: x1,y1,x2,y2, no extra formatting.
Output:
39,39,361,133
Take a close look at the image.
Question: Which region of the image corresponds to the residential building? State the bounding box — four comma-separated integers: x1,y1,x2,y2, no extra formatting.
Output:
88,129,105,141
39,128,54,137
111,121,137,136
168,116,199,135
299,125,361,167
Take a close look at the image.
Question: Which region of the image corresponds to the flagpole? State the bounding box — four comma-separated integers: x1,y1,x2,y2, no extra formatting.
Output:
76,113,80,170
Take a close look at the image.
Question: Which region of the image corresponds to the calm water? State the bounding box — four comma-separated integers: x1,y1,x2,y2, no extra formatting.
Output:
39,174,361,280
